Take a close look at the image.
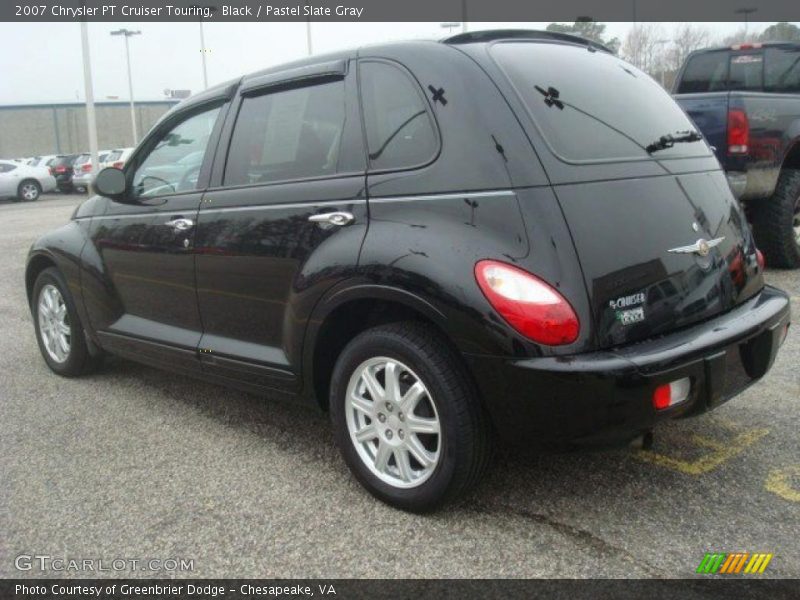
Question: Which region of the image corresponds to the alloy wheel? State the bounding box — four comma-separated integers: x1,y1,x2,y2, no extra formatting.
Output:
345,357,441,489
21,183,39,201
37,284,71,363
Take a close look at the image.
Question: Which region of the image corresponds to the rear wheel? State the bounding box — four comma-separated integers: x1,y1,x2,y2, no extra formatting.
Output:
751,169,800,269
32,267,101,376
330,322,492,512
18,180,41,202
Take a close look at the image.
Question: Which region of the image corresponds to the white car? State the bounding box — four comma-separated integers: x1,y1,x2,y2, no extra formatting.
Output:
71,151,111,192
102,148,134,170
0,160,57,201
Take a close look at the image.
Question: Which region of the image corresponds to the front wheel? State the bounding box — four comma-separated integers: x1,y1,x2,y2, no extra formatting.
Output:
330,322,492,512
18,180,41,202
32,267,101,376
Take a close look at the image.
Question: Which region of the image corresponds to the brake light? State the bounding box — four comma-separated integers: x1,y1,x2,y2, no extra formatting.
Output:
727,109,749,155
55,165,67,173
113,161,124,169
81,163,92,172
474,260,579,345
731,43,762,50
756,248,766,270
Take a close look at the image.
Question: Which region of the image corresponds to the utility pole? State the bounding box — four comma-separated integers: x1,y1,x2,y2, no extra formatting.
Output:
199,21,209,89
735,7,757,37
80,22,99,175
110,28,141,145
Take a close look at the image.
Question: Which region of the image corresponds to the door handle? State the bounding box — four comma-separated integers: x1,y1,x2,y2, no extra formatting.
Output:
308,211,355,227
164,217,194,231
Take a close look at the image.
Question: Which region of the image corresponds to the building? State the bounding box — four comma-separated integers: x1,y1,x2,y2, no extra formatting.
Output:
0,101,179,159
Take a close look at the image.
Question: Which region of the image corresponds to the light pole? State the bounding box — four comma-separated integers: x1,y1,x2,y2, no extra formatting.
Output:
110,28,141,145
199,21,209,88
304,1,313,55
735,7,757,37
440,22,461,34
80,22,99,175
655,39,670,88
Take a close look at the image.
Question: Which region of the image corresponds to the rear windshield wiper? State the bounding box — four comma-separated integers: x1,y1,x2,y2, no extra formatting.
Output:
646,130,703,154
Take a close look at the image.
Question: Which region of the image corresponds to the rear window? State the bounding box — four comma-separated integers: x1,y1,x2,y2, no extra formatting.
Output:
491,42,709,162
677,51,729,93
765,46,800,92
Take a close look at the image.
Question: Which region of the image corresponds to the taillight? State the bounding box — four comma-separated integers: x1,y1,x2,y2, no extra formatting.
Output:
727,109,749,155
113,161,124,169
756,248,766,270
653,378,692,410
474,260,579,345
55,165,67,173
81,163,92,172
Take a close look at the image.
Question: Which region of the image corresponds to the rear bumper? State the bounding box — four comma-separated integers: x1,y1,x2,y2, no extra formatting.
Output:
466,285,791,448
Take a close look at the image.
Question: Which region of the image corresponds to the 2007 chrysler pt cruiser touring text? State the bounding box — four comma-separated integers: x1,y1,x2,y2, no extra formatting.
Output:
26,30,791,511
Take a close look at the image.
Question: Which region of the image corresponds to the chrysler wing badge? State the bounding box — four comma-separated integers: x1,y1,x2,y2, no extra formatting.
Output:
668,237,725,257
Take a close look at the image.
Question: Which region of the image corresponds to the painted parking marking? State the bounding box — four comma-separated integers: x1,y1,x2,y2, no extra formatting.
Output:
635,424,769,476
765,465,800,502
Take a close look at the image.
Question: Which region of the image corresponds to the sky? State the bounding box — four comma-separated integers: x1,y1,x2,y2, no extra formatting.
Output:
0,21,790,105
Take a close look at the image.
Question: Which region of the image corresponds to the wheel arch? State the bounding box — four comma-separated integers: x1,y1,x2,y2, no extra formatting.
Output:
781,139,800,172
25,251,58,307
302,283,461,410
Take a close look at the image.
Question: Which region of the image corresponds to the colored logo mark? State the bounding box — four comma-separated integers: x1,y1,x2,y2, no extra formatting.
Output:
696,553,773,574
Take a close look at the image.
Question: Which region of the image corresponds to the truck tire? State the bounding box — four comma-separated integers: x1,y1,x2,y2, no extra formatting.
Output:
751,169,800,269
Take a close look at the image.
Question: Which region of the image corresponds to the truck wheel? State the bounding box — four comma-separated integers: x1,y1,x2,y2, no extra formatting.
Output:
751,169,800,269
329,322,492,512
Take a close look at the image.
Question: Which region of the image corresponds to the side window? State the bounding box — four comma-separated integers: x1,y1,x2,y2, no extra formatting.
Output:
359,61,438,171
765,47,800,93
131,104,221,198
224,81,346,186
0,163,16,173
677,51,729,93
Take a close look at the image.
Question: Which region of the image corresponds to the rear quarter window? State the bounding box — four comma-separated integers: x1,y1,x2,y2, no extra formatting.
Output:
491,42,709,163
358,60,438,171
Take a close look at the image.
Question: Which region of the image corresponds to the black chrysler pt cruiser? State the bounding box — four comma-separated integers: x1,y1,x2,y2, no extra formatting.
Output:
26,30,791,511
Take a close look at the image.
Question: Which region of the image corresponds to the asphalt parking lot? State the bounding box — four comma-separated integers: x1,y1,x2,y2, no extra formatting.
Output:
1,193,798,579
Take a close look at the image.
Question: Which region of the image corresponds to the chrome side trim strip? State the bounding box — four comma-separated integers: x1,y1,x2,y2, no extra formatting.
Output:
368,190,515,203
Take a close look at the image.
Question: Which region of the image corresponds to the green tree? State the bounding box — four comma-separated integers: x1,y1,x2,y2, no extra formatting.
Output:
760,22,800,42
546,20,621,54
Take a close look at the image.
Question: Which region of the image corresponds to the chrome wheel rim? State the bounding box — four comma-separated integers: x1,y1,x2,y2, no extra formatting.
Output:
21,183,38,200
345,357,441,489
37,284,71,363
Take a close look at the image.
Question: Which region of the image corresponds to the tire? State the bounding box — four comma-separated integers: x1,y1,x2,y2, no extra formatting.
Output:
32,267,102,377
18,179,41,202
751,169,800,269
330,322,492,512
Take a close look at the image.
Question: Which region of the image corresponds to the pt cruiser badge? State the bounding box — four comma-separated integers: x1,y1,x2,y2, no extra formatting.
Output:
668,237,726,257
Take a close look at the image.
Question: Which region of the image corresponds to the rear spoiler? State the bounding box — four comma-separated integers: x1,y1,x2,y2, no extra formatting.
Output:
442,29,612,54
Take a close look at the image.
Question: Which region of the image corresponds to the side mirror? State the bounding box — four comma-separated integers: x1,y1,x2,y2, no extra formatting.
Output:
93,167,129,202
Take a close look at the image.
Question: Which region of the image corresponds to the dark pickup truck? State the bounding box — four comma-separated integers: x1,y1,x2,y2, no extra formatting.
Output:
674,42,800,268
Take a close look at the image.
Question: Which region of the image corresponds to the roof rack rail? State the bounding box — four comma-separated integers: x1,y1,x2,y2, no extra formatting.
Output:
442,29,612,53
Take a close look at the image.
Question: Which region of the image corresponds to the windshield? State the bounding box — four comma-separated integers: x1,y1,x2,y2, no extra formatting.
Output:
491,42,710,163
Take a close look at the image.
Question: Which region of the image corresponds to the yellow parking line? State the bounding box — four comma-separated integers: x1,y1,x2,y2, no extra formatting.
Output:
635,427,769,475
765,466,800,502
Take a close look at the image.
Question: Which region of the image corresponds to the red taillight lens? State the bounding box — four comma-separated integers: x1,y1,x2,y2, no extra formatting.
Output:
474,260,579,345
81,163,92,172
653,378,692,410
727,109,749,155
55,165,67,173
756,249,766,270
